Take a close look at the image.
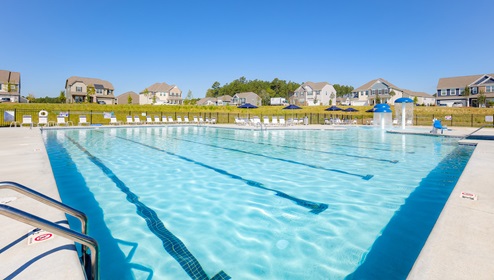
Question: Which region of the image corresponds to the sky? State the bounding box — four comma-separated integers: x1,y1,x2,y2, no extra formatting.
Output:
2,0,493,98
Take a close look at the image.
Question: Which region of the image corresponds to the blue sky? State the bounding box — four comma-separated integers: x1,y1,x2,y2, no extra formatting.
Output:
3,0,493,98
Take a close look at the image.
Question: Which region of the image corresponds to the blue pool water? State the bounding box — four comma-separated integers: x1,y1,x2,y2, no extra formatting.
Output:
43,126,474,279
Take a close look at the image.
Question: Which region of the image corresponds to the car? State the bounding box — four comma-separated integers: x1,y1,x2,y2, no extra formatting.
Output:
1,97,11,103
97,101,106,105
452,102,463,107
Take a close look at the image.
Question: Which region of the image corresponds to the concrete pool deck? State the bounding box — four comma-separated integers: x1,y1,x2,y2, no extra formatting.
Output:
0,124,493,279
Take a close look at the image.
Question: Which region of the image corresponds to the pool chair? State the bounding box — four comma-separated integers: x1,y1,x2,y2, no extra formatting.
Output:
57,116,73,126
199,117,205,124
193,116,199,124
109,117,121,125
21,115,35,128
279,117,286,126
154,116,161,124
146,116,153,124
126,116,135,124
38,116,49,127
210,117,217,124
78,115,90,126
183,116,190,124
168,116,174,123
176,116,183,123
162,116,168,124
263,116,270,126
271,116,278,126
134,116,142,125
431,119,447,134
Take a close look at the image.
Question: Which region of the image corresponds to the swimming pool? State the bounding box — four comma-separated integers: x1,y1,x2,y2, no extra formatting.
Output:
43,126,474,279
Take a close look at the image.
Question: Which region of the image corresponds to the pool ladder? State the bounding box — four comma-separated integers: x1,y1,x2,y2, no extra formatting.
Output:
0,181,99,280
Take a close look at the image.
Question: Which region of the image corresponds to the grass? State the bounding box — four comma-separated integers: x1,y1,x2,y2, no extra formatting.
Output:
1,103,493,127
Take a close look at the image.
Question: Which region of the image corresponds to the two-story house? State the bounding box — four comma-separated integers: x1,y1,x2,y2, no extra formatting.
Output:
351,78,405,106
231,92,262,106
197,95,232,106
65,76,115,104
290,82,336,106
436,74,494,107
0,70,21,102
140,82,182,105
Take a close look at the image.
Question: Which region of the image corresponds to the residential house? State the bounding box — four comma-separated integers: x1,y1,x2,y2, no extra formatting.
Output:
436,74,494,107
351,78,406,106
0,70,21,102
290,82,336,106
402,90,435,106
65,76,115,104
231,92,261,106
140,82,182,105
197,95,232,106
116,91,139,105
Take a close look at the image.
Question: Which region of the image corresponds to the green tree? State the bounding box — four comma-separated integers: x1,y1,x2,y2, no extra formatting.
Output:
389,90,396,97
413,96,418,104
86,85,95,103
333,84,354,97
186,90,193,99
59,90,66,103
478,90,486,107
152,94,156,104
127,94,133,104
26,93,36,103
463,86,470,107
7,82,12,92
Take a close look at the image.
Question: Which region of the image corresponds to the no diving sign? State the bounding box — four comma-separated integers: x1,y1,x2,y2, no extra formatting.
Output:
27,230,55,245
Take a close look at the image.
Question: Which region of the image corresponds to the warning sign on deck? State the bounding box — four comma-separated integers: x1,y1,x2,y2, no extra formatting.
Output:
27,230,55,245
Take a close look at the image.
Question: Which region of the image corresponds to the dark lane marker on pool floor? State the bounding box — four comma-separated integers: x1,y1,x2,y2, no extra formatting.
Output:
67,137,230,280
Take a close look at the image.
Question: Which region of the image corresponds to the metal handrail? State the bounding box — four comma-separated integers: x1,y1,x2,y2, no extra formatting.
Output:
462,125,488,140
0,181,88,235
0,204,99,280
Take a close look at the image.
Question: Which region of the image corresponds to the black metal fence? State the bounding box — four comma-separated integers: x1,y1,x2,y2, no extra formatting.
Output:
1,108,493,127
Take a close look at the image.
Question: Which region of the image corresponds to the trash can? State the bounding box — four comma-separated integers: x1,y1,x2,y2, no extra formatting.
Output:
303,116,308,125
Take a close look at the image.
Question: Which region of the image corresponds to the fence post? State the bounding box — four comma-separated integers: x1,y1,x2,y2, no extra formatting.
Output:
90,111,93,124
471,114,473,127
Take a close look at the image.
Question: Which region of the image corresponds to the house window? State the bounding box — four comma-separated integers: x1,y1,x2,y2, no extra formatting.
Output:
441,89,447,96
76,86,82,92
384,89,388,95
486,86,494,92
371,89,376,95
96,89,103,94
450,89,456,95
471,87,478,94
365,91,369,96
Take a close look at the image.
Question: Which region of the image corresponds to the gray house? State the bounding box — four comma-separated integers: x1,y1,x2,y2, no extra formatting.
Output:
231,92,261,106
116,91,139,105
65,76,115,104
0,70,21,102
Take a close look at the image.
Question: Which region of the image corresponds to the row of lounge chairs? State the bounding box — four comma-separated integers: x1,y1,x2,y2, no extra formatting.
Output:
11,115,77,127
235,116,307,126
324,118,358,125
110,115,217,125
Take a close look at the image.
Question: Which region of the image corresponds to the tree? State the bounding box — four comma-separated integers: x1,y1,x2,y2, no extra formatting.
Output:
463,86,470,107
59,90,66,103
333,84,354,97
413,96,418,104
186,90,193,100
7,82,12,92
389,90,396,97
477,90,486,107
127,94,133,104
26,93,36,103
152,95,156,104
86,85,95,103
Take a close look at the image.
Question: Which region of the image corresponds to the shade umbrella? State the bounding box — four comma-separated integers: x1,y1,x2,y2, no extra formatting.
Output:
237,103,258,109
366,108,375,113
325,105,342,111
343,107,358,112
283,104,302,124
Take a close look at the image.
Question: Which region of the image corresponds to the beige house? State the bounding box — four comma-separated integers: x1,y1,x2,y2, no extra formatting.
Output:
140,82,182,105
0,70,21,102
116,91,139,105
402,90,435,106
65,76,115,104
231,92,261,106
351,78,405,106
197,95,232,106
290,81,336,106
436,74,494,107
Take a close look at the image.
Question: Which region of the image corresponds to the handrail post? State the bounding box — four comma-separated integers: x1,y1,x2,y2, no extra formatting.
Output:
0,204,99,280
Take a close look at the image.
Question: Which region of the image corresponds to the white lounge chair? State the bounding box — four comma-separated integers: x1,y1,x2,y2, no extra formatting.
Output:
109,117,121,125
183,116,190,124
199,117,205,124
162,116,168,124
271,116,278,126
210,117,217,124
38,116,49,127
279,117,286,126
193,116,199,124
57,116,73,126
168,116,174,123
21,115,34,128
134,116,142,125
146,116,153,124
176,116,183,123
78,115,90,126
263,116,270,126
126,116,134,124
154,116,161,124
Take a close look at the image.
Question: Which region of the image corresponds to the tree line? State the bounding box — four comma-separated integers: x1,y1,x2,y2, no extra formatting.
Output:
206,77,354,105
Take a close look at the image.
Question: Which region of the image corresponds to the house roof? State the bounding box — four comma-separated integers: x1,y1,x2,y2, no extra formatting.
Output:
436,74,494,89
0,70,20,84
234,92,260,98
217,95,232,102
197,97,216,105
302,81,330,91
117,91,138,98
353,78,401,92
66,76,114,90
146,82,174,93
402,89,434,98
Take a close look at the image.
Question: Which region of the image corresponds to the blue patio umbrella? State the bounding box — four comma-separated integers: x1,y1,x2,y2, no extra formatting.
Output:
343,107,358,112
325,105,342,111
237,103,258,109
283,104,302,110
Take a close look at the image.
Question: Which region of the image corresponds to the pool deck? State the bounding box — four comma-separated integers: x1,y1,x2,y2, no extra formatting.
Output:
0,124,493,279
